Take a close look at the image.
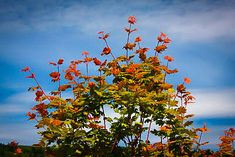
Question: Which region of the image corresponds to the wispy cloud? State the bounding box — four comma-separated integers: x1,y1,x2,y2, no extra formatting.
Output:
1,0,235,42
0,92,34,114
188,88,235,117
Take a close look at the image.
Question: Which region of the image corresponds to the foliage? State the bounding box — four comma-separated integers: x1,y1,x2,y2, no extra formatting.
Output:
21,16,235,156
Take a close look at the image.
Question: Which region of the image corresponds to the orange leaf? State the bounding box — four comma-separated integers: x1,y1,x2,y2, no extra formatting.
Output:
184,77,191,84
57,59,64,65
128,16,136,24
49,62,57,66
154,44,167,53
26,74,35,79
135,36,142,42
101,47,111,55
21,66,30,72
26,112,36,120
93,58,101,65
124,43,136,50
16,148,22,154
58,85,71,91
164,55,174,62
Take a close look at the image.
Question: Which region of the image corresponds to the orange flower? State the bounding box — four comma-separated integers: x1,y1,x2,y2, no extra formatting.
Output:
26,112,36,120
128,16,136,24
57,58,64,65
16,148,22,154
101,47,111,55
135,36,142,42
164,55,174,62
184,77,191,84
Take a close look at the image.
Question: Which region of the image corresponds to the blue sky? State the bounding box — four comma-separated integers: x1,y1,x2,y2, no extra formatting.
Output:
0,0,235,149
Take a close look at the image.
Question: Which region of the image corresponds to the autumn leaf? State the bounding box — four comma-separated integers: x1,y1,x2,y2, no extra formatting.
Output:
16,148,22,154
135,36,142,42
49,72,60,82
177,84,186,93
124,43,136,50
128,16,136,24
164,55,174,62
101,47,111,55
51,119,63,126
27,112,36,120
26,74,35,79
57,58,64,65
93,57,101,65
21,66,30,72
184,77,191,84
49,62,57,66
88,82,96,88
157,32,167,42
164,37,172,44
58,85,71,91
82,51,89,55
154,44,167,53
112,68,121,75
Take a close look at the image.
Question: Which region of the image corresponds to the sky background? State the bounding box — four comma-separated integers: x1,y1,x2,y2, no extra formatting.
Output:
0,0,235,150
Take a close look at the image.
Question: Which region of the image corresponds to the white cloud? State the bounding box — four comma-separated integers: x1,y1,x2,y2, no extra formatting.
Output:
0,123,40,145
0,92,34,114
188,88,235,117
1,1,235,42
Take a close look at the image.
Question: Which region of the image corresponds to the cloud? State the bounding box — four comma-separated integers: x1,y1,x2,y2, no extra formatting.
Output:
188,88,235,117
0,122,40,145
0,0,235,42
0,92,34,114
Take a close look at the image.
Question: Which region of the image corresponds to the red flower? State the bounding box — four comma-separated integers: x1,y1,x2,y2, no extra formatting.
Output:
27,112,36,120
128,16,136,24
21,67,30,72
57,59,64,65
164,55,174,62
135,36,142,42
93,58,101,66
184,77,191,84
